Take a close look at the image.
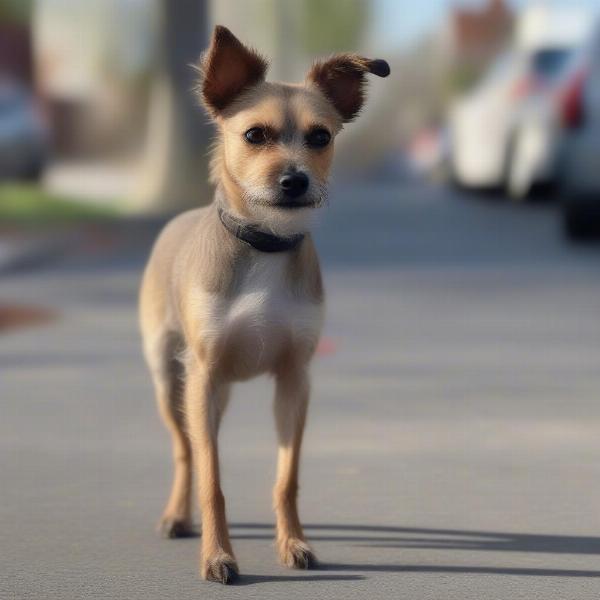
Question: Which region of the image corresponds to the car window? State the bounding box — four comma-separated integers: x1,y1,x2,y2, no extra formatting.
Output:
530,48,573,80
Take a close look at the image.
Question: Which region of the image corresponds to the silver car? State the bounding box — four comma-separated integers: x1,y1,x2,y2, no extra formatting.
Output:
559,26,600,239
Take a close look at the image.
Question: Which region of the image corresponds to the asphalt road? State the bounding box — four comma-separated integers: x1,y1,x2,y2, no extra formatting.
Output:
2,181,600,599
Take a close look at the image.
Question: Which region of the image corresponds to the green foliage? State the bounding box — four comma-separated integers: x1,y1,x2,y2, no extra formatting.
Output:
0,184,119,225
0,0,33,24
299,0,368,54
446,64,483,96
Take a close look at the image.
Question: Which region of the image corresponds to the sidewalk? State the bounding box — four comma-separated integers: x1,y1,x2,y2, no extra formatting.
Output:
2,181,600,599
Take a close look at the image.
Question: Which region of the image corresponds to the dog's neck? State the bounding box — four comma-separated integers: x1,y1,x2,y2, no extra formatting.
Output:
215,187,305,253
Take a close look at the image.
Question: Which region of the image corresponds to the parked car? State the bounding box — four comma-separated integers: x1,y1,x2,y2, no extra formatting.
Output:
449,6,590,200
558,26,600,239
0,79,49,181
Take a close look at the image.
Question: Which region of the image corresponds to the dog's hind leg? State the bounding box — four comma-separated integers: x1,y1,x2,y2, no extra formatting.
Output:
147,332,194,538
272,365,316,569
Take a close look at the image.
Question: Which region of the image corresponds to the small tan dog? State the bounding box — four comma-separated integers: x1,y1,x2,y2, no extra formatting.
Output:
139,25,389,584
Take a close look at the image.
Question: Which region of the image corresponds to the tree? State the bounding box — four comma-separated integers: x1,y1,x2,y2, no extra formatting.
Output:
133,0,212,213
298,0,368,55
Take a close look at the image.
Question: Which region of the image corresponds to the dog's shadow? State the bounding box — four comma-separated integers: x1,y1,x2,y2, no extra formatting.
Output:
227,522,600,585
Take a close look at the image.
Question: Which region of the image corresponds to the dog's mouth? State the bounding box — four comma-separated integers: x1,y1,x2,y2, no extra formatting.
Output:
253,197,318,210
249,187,327,213
273,199,317,210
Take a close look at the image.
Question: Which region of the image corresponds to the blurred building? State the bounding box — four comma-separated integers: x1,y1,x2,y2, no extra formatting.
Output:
0,5,33,84
441,0,514,92
33,0,158,157
30,0,386,209
32,0,210,211
448,0,513,65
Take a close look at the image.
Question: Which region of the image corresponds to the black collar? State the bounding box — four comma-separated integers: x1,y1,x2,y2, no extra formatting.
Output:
217,206,305,253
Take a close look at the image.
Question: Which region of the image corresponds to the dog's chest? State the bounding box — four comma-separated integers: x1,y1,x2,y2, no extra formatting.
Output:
200,253,322,377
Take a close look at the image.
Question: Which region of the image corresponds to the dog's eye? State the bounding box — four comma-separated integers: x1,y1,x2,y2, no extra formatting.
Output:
245,127,267,145
305,128,331,148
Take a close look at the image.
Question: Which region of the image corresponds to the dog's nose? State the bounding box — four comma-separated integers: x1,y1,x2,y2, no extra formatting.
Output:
279,171,309,198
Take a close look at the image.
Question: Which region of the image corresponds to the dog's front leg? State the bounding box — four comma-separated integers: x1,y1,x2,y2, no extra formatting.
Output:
273,365,316,569
184,359,237,584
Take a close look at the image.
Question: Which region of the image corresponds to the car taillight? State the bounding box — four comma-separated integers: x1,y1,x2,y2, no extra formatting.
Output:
560,68,587,129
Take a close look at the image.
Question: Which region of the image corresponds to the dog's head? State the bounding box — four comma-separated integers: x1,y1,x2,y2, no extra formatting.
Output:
198,26,390,235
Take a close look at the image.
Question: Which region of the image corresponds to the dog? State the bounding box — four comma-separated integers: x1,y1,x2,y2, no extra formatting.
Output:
139,25,389,584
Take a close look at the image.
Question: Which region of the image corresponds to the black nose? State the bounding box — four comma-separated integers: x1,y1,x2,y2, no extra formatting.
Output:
279,171,309,198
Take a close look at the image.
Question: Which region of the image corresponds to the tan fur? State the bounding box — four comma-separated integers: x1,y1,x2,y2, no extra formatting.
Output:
140,25,388,584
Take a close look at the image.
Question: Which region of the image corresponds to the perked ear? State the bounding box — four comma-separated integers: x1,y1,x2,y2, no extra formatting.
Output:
199,25,268,116
306,54,390,122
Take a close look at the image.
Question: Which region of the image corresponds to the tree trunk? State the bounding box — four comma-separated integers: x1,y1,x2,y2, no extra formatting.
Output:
133,0,211,213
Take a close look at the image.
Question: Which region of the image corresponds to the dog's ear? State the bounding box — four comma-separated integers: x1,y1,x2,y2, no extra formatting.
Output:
199,25,268,115
306,54,390,122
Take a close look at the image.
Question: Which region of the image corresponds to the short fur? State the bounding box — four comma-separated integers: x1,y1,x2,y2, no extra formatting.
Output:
139,25,389,584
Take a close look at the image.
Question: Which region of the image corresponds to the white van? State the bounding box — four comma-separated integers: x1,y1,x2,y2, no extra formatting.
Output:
449,4,592,199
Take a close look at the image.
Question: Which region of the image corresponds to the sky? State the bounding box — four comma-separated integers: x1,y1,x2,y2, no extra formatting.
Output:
371,0,600,50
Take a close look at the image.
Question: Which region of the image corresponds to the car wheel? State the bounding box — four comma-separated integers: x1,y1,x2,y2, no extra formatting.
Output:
563,202,600,241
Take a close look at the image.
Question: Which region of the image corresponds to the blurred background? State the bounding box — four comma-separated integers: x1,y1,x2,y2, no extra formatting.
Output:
3,1,600,599
2,0,600,229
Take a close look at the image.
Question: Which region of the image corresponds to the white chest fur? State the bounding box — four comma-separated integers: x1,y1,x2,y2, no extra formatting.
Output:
197,253,323,379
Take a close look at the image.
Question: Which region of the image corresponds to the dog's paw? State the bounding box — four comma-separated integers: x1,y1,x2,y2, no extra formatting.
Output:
278,538,317,569
157,516,195,539
201,551,239,584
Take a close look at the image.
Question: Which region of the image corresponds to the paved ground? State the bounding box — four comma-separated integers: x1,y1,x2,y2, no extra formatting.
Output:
2,180,600,599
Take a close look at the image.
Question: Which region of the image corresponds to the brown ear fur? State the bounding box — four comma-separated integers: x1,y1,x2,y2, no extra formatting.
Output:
199,25,268,115
306,54,390,122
